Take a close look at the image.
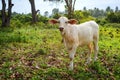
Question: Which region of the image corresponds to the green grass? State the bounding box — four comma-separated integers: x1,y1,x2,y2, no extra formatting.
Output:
0,25,120,80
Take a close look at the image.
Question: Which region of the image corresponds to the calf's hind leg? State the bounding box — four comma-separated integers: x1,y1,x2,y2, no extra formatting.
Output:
86,42,93,64
93,38,99,61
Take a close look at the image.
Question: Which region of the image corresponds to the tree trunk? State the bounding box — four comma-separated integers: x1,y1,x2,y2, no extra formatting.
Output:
1,0,6,27
6,0,14,26
43,0,76,18
1,0,13,27
29,0,37,23
64,0,76,19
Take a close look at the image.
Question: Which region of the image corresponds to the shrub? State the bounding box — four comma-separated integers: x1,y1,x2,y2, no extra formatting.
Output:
11,20,22,28
51,13,61,19
96,18,108,25
106,12,120,23
73,10,95,23
38,15,49,23
104,23,120,28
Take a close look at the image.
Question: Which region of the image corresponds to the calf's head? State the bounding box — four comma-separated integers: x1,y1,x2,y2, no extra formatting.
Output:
49,17,77,32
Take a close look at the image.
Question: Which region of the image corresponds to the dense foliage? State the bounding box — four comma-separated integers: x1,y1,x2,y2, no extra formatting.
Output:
106,12,120,23
1,6,120,28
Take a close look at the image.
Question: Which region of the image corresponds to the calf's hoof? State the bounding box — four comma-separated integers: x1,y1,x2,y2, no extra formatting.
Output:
69,65,73,71
94,57,98,61
86,58,92,64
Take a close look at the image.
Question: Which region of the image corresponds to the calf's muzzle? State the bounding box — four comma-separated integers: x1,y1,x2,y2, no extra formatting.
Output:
59,27,64,32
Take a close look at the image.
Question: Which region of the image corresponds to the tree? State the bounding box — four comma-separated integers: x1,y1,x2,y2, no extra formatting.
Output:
44,11,49,17
1,0,14,27
64,0,76,18
52,8,59,15
106,6,111,12
115,6,119,12
88,8,106,18
106,6,113,13
44,0,76,18
106,12,120,23
29,0,39,23
83,7,87,11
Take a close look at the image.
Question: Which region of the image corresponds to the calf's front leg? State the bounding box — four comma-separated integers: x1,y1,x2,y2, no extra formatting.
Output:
68,45,77,70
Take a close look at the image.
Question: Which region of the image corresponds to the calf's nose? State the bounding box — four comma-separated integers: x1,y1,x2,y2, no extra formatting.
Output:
59,27,64,32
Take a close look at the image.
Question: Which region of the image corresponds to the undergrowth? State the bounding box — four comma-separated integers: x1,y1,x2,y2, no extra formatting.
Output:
0,25,120,80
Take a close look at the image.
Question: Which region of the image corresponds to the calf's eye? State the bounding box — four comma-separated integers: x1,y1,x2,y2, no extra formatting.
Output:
57,21,60,23
65,21,68,24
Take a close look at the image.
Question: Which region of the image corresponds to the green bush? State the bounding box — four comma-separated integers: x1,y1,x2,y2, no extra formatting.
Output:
73,10,95,23
51,13,61,19
11,20,23,28
104,23,120,28
38,15,49,23
106,12,120,23
96,18,108,25
12,13,32,23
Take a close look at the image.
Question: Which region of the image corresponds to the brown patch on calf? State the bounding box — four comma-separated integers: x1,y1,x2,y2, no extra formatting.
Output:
49,19,58,24
68,19,77,24
68,47,73,51
87,42,93,53
64,35,75,44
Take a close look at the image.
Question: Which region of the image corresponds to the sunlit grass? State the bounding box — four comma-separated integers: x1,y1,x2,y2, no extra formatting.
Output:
0,26,120,79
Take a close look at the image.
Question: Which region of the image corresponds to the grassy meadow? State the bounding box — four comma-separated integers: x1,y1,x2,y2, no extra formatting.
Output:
0,25,120,80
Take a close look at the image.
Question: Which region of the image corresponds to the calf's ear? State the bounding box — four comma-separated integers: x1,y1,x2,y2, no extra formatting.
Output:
49,19,58,24
68,19,77,24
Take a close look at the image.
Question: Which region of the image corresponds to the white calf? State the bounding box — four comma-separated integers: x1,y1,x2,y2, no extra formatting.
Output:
49,16,99,70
